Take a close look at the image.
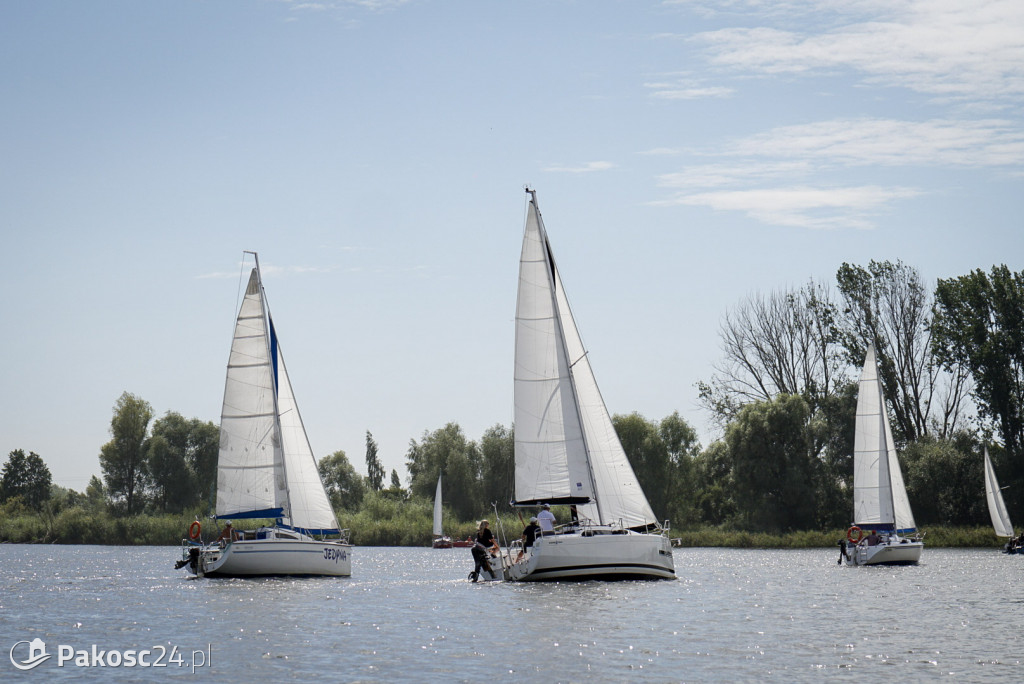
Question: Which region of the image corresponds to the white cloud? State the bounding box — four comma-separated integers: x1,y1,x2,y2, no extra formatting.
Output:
543,161,616,173
653,185,922,230
695,0,1024,103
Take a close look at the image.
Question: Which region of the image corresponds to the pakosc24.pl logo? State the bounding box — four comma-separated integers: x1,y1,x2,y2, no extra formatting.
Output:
9,638,211,673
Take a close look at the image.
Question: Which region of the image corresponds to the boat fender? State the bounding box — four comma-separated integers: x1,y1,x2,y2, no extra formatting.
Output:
846,526,863,544
189,521,202,540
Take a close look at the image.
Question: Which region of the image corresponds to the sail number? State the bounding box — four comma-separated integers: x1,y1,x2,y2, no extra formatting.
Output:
323,547,347,563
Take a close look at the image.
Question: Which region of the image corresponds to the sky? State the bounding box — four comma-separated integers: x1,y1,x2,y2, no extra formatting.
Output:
2,0,1022,492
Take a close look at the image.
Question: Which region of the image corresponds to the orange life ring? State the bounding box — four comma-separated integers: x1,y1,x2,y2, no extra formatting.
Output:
189,521,202,540
847,526,863,544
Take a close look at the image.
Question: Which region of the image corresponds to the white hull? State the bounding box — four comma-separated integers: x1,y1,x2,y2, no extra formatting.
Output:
188,538,352,577
507,528,675,581
846,538,922,566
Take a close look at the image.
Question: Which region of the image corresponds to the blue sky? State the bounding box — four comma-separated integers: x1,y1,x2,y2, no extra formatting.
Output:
2,0,1022,491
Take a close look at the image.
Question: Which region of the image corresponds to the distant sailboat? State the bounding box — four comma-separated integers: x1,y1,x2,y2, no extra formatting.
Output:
843,344,923,566
178,252,351,577
505,189,675,581
432,475,472,549
983,447,1019,553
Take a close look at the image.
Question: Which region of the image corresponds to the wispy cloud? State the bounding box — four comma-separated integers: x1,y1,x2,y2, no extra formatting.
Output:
652,117,1024,228
543,161,616,173
196,264,334,280
644,77,734,100
694,0,1024,104
652,185,922,230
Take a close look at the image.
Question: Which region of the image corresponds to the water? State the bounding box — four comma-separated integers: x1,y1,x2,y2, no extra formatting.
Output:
1,545,1020,682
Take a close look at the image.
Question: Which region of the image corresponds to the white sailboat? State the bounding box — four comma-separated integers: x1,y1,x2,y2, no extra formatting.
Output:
506,189,675,581
178,252,351,577
432,475,452,548
983,447,1018,553
843,344,923,566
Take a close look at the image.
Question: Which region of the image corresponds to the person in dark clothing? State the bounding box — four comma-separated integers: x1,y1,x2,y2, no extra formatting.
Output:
469,520,498,582
516,517,541,563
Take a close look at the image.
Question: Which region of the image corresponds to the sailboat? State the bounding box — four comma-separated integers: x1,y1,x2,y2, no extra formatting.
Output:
432,475,473,549
506,189,675,581
178,252,352,577
843,344,923,566
983,447,1019,553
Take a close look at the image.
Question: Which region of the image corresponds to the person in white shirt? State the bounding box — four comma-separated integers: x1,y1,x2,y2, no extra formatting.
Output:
537,503,556,533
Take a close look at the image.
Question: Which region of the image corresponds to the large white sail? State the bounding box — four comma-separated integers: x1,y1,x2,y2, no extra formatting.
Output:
514,192,657,529
984,447,1013,538
852,345,915,533
216,268,288,520
274,320,341,535
514,197,593,506
433,475,444,537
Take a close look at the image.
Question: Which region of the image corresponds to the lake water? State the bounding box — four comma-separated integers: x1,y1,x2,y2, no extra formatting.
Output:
1,544,1020,682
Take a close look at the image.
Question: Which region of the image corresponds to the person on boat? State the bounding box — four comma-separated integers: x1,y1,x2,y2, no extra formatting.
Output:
469,520,498,582
537,503,556,534
216,522,237,547
866,530,880,546
516,517,540,563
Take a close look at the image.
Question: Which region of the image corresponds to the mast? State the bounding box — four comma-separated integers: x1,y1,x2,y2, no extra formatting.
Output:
528,189,603,523
249,251,292,523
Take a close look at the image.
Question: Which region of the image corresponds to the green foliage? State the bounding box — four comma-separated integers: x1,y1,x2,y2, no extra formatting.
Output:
479,424,514,513
902,433,987,526
318,450,366,511
99,392,153,515
611,411,701,526
933,265,1024,462
405,423,482,520
365,431,384,492
147,412,218,514
1,449,52,510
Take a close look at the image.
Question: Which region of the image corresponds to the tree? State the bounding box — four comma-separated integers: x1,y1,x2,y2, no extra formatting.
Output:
365,431,384,492
720,394,820,532
901,434,985,526
1,449,52,510
318,450,366,511
698,280,846,426
405,423,481,520
98,392,153,515
612,411,701,527
479,424,514,512
933,265,1024,463
837,260,971,443
146,412,219,513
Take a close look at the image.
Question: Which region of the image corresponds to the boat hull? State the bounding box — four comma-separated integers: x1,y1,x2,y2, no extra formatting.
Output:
846,539,922,566
192,539,352,577
507,529,675,581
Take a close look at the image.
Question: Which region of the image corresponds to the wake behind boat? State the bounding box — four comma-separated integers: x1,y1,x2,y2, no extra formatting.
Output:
503,189,675,582
178,252,351,577
840,345,922,566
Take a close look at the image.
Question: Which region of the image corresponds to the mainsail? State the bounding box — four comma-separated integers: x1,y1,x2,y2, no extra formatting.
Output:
984,447,1013,538
216,262,339,535
852,345,916,535
513,190,657,530
433,475,444,537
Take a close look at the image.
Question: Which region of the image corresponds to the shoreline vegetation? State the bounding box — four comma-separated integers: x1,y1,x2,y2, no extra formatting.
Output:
0,508,1007,549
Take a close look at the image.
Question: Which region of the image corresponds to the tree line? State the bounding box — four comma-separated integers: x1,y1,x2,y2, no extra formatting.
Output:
3,262,1023,543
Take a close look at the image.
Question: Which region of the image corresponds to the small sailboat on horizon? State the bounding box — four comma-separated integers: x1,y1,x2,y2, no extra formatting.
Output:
432,475,473,549
983,447,1020,554
502,189,675,581
178,252,352,577
842,344,923,566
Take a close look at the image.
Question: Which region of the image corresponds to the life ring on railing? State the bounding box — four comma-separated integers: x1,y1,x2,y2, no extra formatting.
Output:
189,521,202,540
847,526,863,544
